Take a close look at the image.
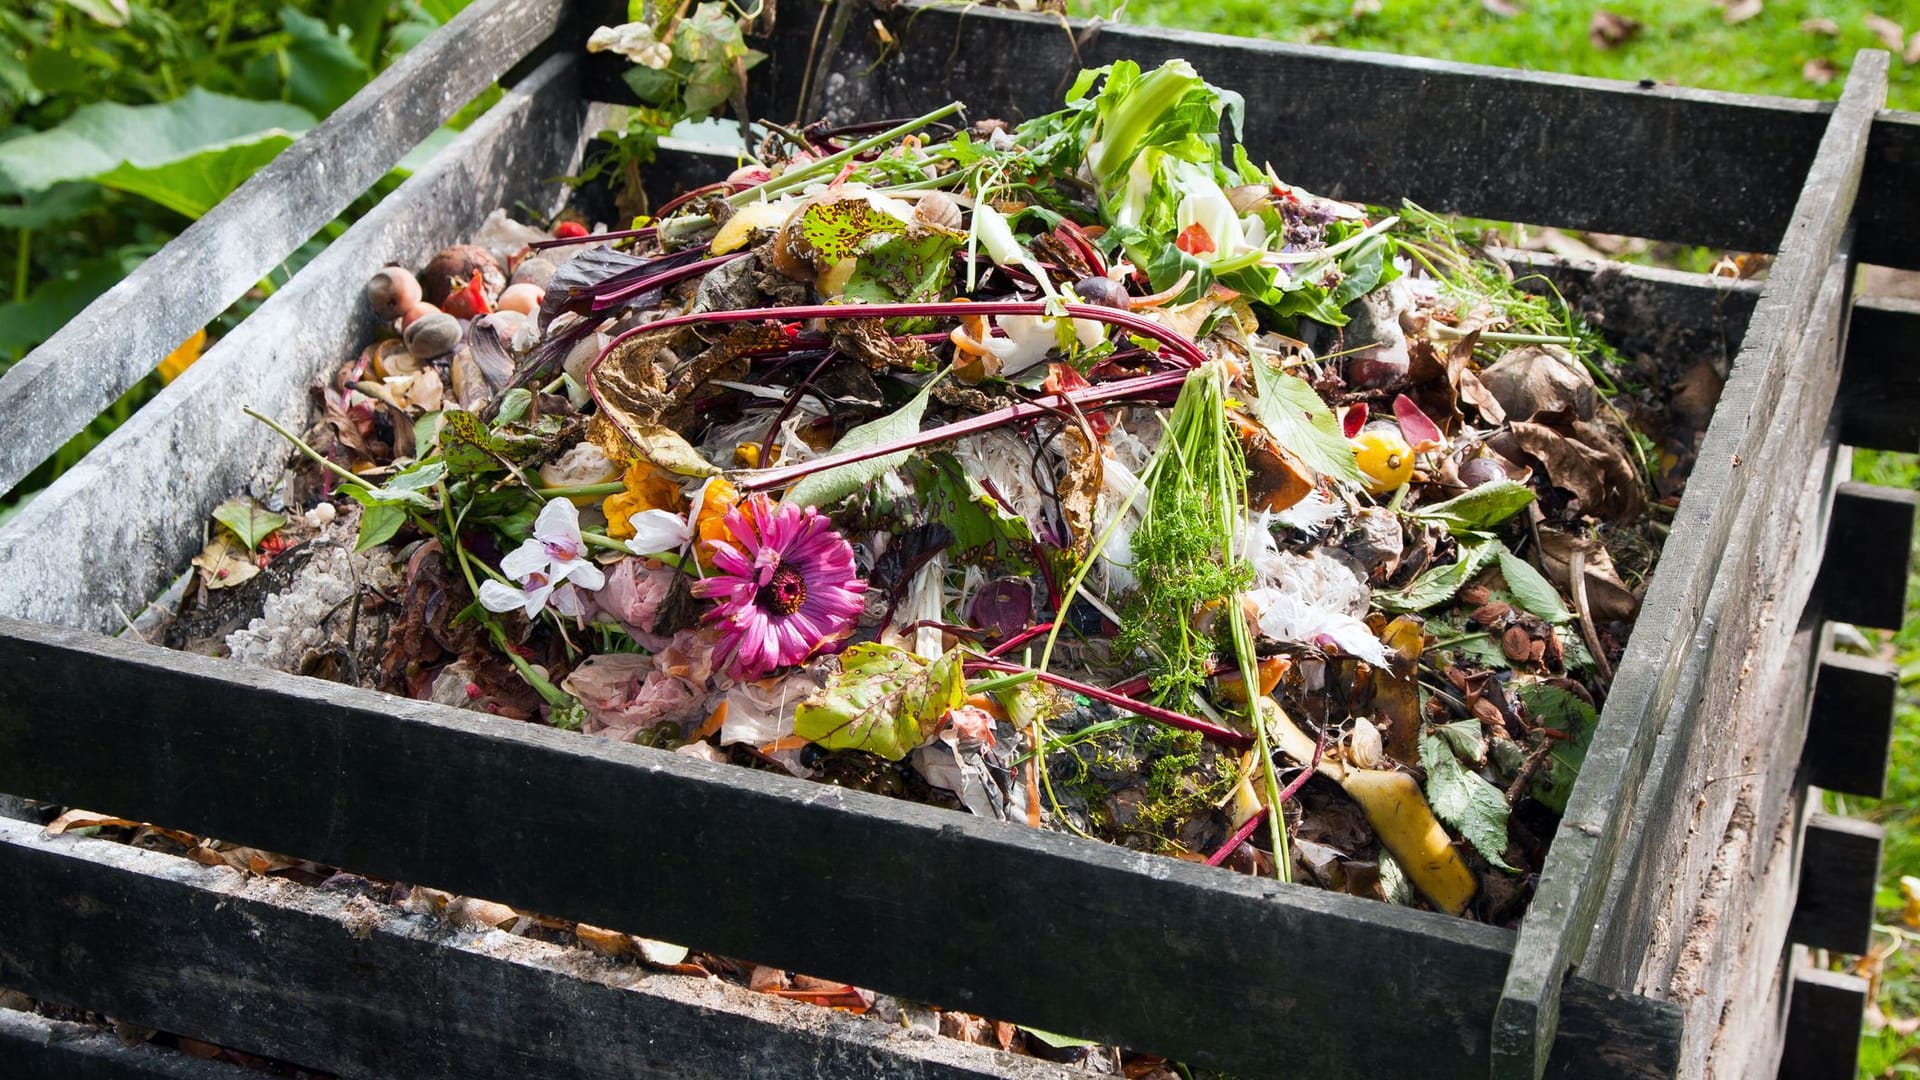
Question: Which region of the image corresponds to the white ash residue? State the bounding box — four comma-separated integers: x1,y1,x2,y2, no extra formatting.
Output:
226,514,401,673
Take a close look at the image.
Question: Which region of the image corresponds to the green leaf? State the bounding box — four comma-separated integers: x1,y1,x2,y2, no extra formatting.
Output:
56,0,128,27
1431,717,1486,765
783,376,939,508
0,87,312,196
0,182,101,229
212,498,287,553
252,7,371,117
798,197,904,268
385,459,448,494
493,388,532,426
0,246,150,352
1019,1026,1100,1051
438,409,499,475
1375,537,1499,613
1413,480,1535,535
1419,730,1515,871
354,501,407,551
793,644,965,761
907,453,1034,571
843,227,962,310
1248,357,1364,485
1516,683,1598,814
1497,548,1573,624
94,131,297,220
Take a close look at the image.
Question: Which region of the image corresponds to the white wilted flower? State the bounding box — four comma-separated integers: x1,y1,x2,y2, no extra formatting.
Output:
587,23,673,69
478,498,606,618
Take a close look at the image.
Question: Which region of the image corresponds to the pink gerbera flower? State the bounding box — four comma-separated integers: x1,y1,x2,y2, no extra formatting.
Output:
692,494,866,680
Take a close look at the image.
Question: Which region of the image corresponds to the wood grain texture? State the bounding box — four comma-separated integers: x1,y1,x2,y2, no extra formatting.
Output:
1790,814,1883,956
0,54,588,635
1804,651,1901,799
1777,967,1868,1080
1837,296,1920,453
0,0,568,498
0,820,1069,1080
731,0,1920,268
2,1006,260,1080
1492,51,1888,1080
1500,250,1761,370
0,618,1679,1079
1817,482,1920,631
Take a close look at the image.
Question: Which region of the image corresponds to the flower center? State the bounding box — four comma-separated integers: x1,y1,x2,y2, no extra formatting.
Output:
756,562,808,616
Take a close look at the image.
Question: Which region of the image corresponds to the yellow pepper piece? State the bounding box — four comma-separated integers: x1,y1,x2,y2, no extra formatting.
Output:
1340,767,1478,916
1352,427,1413,495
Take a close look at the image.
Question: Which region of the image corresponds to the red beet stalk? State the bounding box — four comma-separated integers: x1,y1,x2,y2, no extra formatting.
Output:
965,658,1252,750
1206,808,1269,867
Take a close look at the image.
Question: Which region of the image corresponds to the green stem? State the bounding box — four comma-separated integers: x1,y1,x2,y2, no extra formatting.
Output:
242,405,369,491
13,228,29,304
536,481,627,498
441,486,571,710
1262,215,1400,266
965,671,1037,695
725,101,965,208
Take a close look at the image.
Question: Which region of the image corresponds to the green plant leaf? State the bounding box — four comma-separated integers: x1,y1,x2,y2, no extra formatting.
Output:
783,376,938,508
1497,547,1573,624
1248,357,1364,485
798,197,904,267
1375,536,1499,613
0,182,102,229
94,131,297,220
1413,480,1535,534
1516,683,1598,814
247,7,370,117
0,246,151,352
353,500,407,552
212,498,287,553
0,87,312,196
1431,717,1486,765
1420,730,1515,871
793,643,965,761
907,453,1034,571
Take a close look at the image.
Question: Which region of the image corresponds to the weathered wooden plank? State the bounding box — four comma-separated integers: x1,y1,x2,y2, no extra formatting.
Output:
1777,967,1868,1080
0,618,1679,1079
1837,296,1920,452
1580,247,1848,1076
1491,52,1888,1080
0,0,571,499
1817,481,1919,631
729,0,1920,267
1804,652,1900,799
1789,814,1883,956
0,820,1067,1080
0,54,590,635
2,1006,259,1080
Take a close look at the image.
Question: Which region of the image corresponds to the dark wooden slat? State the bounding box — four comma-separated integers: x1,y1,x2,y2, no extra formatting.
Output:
1836,296,1920,452
1804,652,1900,799
1790,813,1883,955
1492,52,1888,1080
0,54,589,635
0,0,569,498
2,1007,258,1080
1501,250,1762,367
736,0,1920,267
1777,967,1869,1080
1817,481,1919,630
1858,112,1920,270
0,618,1679,1079
0,821,1064,1080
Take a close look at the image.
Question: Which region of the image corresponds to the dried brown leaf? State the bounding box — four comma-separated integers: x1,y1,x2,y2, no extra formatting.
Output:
1804,57,1839,85
1866,13,1907,51
1908,30,1920,64
1589,10,1642,49
1800,17,1840,35
1537,530,1641,622
1057,426,1104,558
192,532,261,591
1723,0,1762,25
1482,0,1523,16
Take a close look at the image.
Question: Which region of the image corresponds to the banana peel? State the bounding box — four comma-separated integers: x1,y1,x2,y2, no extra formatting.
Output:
1262,698,1476,916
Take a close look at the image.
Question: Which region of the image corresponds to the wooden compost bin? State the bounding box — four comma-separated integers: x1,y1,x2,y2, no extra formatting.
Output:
2,2,1917,1077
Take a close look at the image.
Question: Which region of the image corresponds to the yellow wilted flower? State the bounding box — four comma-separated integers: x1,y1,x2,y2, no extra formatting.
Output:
602,462,686,540
157,327,208,384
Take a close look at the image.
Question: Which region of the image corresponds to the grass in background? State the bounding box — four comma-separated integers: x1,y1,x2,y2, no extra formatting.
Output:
1101,0,1920,1073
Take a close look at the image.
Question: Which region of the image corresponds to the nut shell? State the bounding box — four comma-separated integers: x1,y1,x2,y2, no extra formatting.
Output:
510,257,556,289
403,311,462,359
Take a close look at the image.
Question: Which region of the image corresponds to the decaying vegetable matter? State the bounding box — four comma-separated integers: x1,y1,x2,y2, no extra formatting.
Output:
161,58,1702,940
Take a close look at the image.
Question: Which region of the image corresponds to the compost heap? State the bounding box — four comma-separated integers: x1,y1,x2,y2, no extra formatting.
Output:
184,60,1689,926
